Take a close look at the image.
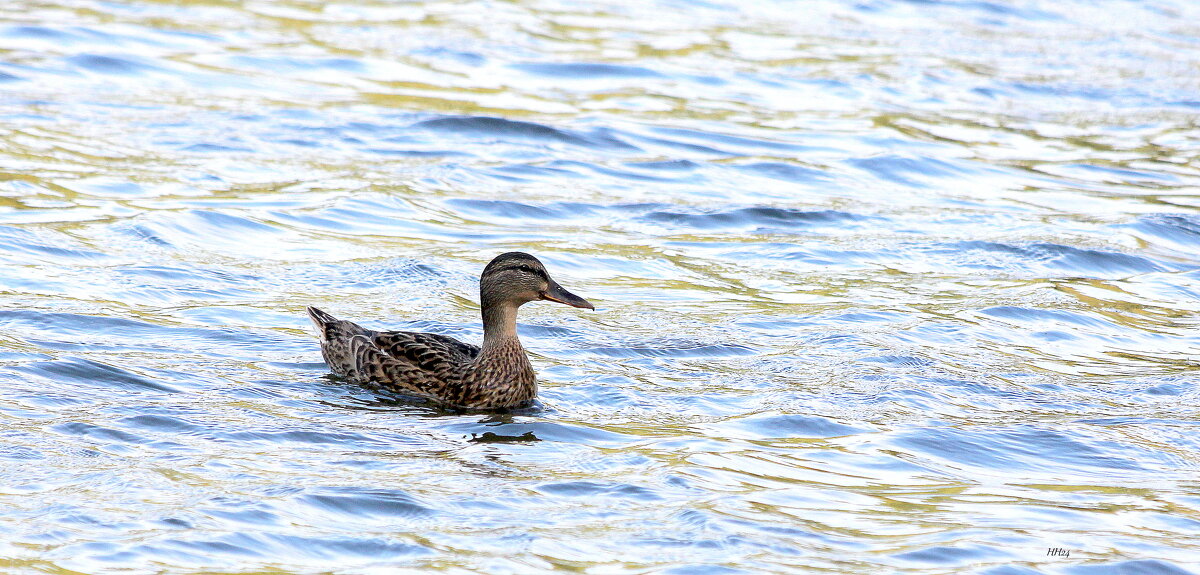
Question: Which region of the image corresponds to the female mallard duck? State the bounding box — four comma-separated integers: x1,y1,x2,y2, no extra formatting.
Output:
307,252,593,409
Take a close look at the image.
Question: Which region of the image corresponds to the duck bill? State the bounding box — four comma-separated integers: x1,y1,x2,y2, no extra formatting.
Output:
541,280,594,310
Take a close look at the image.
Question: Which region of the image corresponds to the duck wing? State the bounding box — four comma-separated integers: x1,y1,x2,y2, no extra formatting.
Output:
308,306,479,400
370,330,480,382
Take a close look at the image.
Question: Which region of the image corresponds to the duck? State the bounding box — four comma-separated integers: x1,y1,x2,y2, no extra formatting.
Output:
307,252,594,409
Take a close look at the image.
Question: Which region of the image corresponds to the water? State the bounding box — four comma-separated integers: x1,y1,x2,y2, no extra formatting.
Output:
1,0,1199,573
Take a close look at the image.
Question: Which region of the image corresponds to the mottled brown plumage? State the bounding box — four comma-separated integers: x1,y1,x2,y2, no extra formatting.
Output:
308,252,593,409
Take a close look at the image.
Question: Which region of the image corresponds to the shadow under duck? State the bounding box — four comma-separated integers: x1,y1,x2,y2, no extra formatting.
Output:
307,252,593,409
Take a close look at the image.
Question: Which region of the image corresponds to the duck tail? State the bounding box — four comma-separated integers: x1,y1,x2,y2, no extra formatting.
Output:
307,306,368,340
307,306,374,378
307,306,338,332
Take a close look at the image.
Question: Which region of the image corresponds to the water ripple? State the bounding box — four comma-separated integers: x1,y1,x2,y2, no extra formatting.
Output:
1,0,1199,573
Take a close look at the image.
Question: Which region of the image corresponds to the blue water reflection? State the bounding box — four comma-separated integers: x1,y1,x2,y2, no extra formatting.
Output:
0,0,1198,573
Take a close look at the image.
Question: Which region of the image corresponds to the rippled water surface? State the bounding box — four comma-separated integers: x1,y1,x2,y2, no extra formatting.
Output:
2,0,1200,573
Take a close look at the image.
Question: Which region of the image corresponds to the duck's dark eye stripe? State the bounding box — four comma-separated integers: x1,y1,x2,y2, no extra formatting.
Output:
482,259,548,280
509,264,548,279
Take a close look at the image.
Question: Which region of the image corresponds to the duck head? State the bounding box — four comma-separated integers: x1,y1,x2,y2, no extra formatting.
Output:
480,252,594,310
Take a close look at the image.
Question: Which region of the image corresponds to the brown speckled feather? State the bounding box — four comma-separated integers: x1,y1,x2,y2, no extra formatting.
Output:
308,306,493,404
306,252,593,409
308,306,539,408
372,331,480,380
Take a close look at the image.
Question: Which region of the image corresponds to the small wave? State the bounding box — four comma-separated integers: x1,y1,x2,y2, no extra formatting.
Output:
1126,214,1200,253
67,53,161,75
892,545,1001,567
53,421,150,444
227,55,365,74
62,177,153,198
219,429,386,447
648,126,807,153
3,25,76,41
446,198,608,222
448,199,571,220
857,355,935,367
851,154,971,188
0,445,44,460
411,116,640,151
979,306,1117,329
130,532,431,563
17,357,178,393
512,62,665,79
717,412,874,439
117,414,206,434
537,480,662,500
0,225,110,262
736,161,830,183
887,425,1159,477
296,487,433,519
945,240,1176,277
583,343,757,358
641,207,869,231
485,163,587,181
625,159,702,172
0,309,245,346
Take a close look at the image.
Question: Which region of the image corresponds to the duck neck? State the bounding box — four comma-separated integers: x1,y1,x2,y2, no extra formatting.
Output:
472,299,537,406
481,301,521,350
